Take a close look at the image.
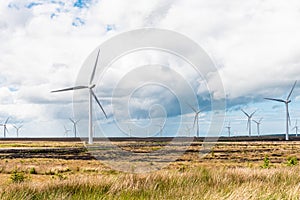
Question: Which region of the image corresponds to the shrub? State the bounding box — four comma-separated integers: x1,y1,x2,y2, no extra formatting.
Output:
10,170,26,183
287,156,298,166
29,167,37,174
262,155,270,169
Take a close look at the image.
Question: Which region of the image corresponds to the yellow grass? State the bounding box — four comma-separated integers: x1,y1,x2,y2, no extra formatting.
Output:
1,141,300,199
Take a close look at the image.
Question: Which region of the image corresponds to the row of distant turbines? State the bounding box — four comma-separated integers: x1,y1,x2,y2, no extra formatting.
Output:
49,48,299,143
0,118,23,138
223,81,298,140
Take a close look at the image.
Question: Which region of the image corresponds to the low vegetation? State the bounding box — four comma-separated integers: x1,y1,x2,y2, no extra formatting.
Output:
0,141,300,199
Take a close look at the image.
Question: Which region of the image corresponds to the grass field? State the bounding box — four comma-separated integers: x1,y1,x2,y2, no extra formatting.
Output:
1,140,300,199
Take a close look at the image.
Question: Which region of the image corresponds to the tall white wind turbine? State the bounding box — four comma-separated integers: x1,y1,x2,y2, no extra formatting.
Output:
264,81,297,141
0,117,9,138
253,118,263,137
52,49,107,144
241,109,256,136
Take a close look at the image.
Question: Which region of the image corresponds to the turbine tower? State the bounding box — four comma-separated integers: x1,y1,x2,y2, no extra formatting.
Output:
241,109,256,136
0,117,9,138
225,122,231,137
52,49,107,144
69,118,80,138
13,124,23,138
292,120,299,137
253,118,263,137
264,81,297,141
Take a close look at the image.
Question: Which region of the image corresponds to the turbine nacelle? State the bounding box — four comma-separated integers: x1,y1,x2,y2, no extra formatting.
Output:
89,84,96,89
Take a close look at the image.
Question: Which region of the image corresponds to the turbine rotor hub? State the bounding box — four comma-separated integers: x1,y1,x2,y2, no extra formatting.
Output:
89,84,96,89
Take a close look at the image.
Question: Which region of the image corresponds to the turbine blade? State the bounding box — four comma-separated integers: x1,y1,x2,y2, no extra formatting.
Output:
90,49,101,84
91,90,107,119
250,110,257,118
287,80,297,100
259,117,263,123
69,118,75,123
264,98,286,103
51,86,88,93
241,109,250,117
253,120,258,124
5,117,9,124
187,103,197,112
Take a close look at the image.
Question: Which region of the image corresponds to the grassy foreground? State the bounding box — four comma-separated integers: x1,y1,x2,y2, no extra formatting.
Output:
1,141,300,199
1,166,300,199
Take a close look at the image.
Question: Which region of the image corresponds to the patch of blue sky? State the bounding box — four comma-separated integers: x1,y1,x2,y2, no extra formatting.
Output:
106,24,116,32
50,13,57,19
50,0,65,6
8,2,19,10
73,0,92,8
72,17,85,27
26,2,43,9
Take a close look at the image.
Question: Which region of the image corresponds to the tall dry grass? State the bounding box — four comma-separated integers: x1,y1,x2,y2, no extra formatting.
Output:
1,166,300,200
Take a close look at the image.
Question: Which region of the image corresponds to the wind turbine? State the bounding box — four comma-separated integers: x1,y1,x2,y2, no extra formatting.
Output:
13,124,23,137
241,109,256,136
188,104,202,137
0,117,9,138
264,81,297,141
127,125,132,137
51,49,107,144
156,124,164,137
225,122,231,137
185,125,193,137
292,120,299,137
253,118,263,136
69,118,80,138
64,125,71,137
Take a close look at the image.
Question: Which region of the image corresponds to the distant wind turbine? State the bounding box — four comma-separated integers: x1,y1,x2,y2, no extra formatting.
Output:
13,124,23,138
156,124,164,137
127,125,132,137
185,125,193,137
69,118,80,138
241,109,256,136
0,117,9,138
264,81,297,141
51,49,107,144
64,125,71,137
188,104,203,137
292,120,299,137
253,118,263,136
225,122,231,137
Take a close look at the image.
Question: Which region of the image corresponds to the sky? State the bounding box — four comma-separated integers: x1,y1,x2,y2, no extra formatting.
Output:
1,0,300,138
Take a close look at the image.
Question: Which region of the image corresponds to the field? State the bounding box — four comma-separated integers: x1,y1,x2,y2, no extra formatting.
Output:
1,139,300,199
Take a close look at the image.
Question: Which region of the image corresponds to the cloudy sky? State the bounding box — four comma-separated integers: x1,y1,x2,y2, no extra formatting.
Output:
1,0,300,138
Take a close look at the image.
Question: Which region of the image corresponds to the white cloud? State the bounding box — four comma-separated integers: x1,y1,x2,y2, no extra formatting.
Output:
1,0,300,136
